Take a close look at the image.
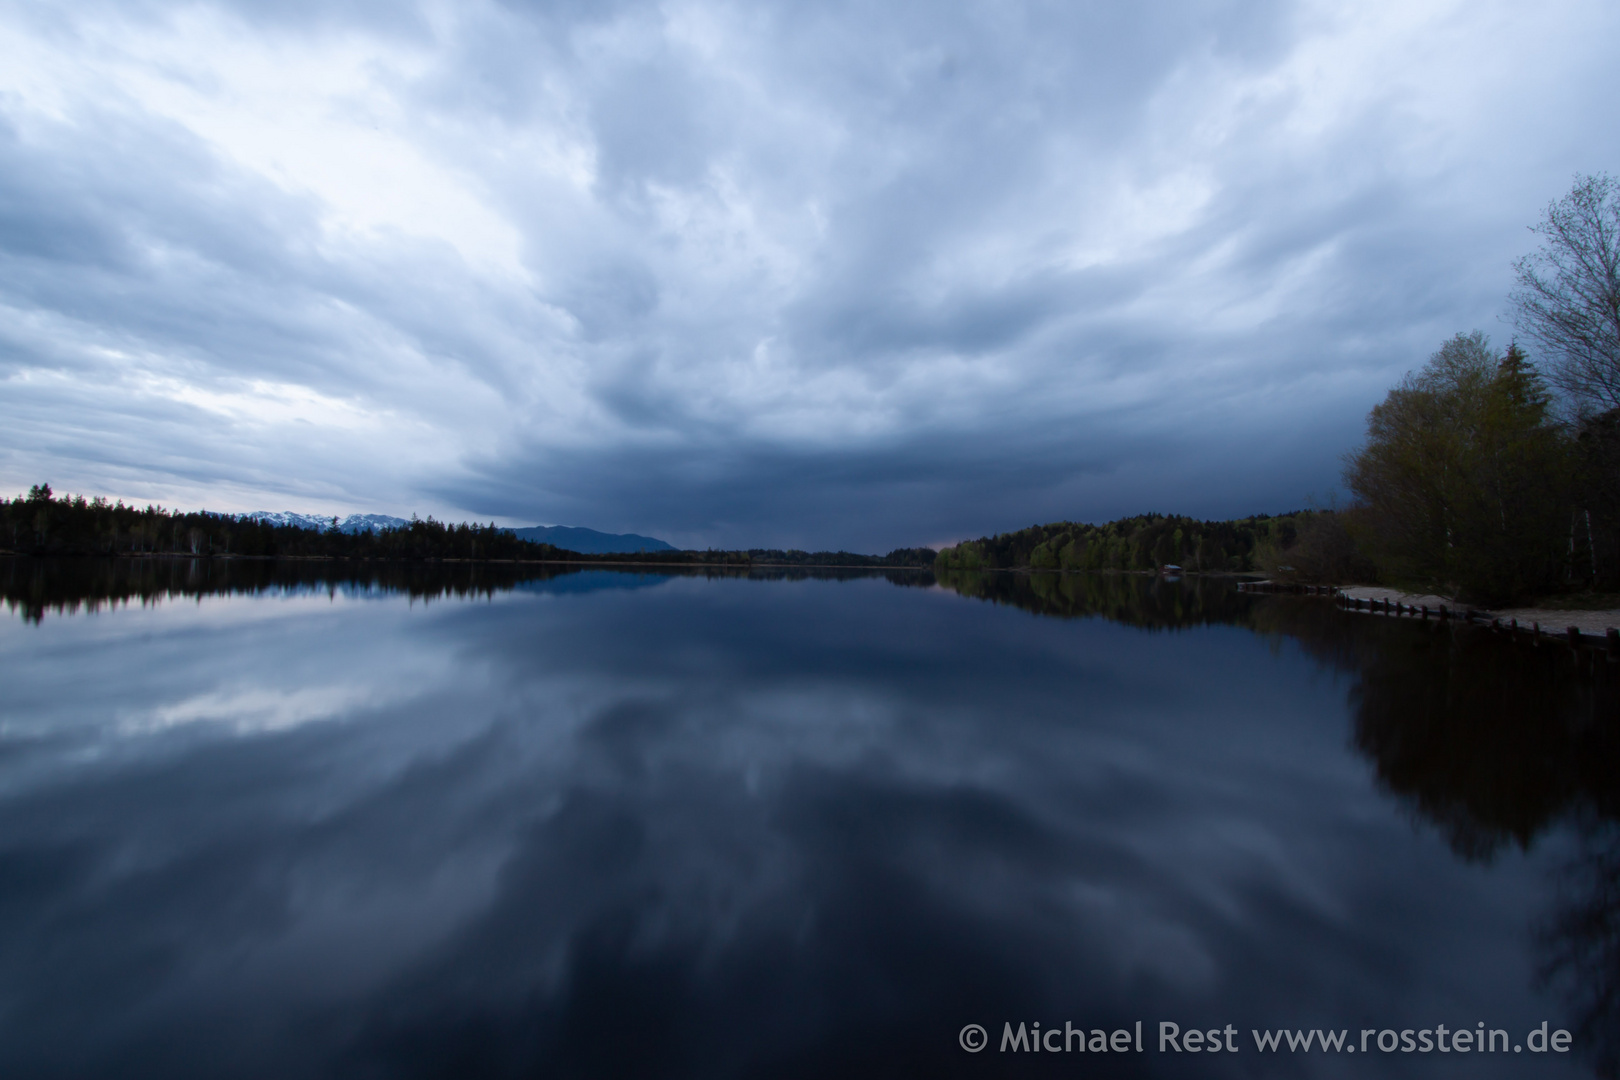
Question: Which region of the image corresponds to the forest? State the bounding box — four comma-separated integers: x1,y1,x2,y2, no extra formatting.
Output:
934,510,1307,577
0,489,734,564
0,486,933,570
746,547,937,568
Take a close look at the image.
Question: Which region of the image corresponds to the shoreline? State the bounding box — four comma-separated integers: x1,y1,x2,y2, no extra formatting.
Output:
1332,585,1620,645
0,551,932,572
1336,585,1620,637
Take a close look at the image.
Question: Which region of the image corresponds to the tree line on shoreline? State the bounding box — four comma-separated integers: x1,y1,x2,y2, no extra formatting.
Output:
0,487,935,569
939,173,1620,608
933,511,1305,578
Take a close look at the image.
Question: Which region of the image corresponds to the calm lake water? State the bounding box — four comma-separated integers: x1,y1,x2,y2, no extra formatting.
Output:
1,559,1616,1079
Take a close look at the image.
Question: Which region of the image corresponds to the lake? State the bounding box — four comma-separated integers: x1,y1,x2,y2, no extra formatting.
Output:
0,558,1614,1078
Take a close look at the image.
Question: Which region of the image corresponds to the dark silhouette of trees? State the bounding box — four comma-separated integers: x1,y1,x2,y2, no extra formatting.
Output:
0,491,589,561
0,487,931,570
745,547,937,568
1343,332,1572,605
1513,175,1620,595
0,558,935,624
1576,408,1620,590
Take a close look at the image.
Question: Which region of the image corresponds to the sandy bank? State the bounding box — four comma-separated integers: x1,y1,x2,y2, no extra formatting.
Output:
1337,585,1620,635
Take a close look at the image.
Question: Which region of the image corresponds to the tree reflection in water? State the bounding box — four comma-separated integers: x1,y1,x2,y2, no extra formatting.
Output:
936,568,1620,1076
1543,822,1620,1077
0,556,931,624
1327,610,1620,1075
1251,597,1620,1073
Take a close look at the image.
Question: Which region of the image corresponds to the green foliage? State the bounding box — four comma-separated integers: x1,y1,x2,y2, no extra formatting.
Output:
1344,332,1573,605
933,510,1310,577
1271,510,1375,584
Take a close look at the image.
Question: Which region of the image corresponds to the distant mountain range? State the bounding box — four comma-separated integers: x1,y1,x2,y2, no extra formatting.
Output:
242,511,675,554
244,512,408,534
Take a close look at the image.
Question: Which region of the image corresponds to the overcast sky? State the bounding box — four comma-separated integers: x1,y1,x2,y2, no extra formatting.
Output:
2,0,1616,550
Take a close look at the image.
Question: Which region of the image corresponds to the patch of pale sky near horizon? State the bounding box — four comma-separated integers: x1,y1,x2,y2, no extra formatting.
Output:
0,0,1616,541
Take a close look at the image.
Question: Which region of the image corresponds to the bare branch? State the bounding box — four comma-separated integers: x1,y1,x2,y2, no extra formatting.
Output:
1509,173,1620,412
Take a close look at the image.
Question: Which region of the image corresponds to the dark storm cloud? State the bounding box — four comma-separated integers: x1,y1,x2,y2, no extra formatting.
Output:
1,0,1616,543
447,402,1356,552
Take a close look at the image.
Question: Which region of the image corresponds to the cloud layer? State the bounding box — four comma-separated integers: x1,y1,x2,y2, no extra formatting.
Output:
2,0,1617,548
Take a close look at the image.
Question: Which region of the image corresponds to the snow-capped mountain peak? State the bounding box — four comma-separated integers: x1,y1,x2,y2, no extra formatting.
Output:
243,511,409,535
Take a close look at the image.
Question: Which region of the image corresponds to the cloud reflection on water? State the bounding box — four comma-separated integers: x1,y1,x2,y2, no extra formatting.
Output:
0,561,1604,1078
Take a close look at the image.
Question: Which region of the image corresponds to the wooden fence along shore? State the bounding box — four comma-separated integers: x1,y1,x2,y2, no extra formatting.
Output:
1235,580,1620,658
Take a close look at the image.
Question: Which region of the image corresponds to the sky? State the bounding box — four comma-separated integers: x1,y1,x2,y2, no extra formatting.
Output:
1,0,1617,552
